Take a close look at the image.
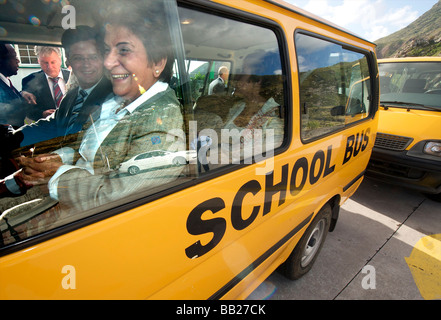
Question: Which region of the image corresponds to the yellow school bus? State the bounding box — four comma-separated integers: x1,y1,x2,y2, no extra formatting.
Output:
0,0,379,299
367,57,441,201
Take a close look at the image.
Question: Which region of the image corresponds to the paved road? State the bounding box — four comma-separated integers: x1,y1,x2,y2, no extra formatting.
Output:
249,177,441,300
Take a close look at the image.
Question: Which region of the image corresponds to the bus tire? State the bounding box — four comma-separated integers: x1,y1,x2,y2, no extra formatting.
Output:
281,204,332,280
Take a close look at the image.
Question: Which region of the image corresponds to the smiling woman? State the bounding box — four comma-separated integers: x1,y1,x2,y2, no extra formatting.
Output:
0,0,185,240
103,24,165,102
39,1,185,212
102,1,174,104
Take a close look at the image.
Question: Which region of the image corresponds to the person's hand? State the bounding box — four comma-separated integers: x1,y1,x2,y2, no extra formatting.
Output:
21,91,37,104
42,109,56,117
15,153,63,186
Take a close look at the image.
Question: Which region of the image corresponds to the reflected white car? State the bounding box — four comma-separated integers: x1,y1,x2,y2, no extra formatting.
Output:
119,150,197,175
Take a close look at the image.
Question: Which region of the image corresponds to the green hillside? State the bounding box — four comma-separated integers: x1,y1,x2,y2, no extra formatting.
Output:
376,0,441,58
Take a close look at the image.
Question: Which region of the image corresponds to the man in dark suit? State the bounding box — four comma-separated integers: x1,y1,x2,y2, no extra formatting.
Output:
0,43,28,196
21,46,71,121
208,66,229,95
18,26,112,147
0,26,112,197
0,43,27,127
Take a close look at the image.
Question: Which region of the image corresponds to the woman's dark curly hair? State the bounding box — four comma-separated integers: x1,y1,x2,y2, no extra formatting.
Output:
101,0,174,83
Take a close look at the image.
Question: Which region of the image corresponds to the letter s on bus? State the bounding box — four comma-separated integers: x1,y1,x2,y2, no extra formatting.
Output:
185,198,227,259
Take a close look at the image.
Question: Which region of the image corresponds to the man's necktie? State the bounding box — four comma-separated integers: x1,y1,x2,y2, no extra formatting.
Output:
73,89,88,113
66,89,88,135
51,77,63,108
8,79,21,99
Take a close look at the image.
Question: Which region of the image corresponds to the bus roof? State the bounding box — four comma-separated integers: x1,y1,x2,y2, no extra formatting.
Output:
378,57,441,63
264,0,376,46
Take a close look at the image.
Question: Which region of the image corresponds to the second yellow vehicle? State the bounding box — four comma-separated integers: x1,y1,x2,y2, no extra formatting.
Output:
368,57,441,201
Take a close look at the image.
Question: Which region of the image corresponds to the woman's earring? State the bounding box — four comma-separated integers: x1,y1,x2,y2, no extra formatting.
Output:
155,70,160,75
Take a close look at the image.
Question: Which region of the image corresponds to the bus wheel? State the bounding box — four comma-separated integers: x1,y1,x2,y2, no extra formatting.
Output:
281,204,332,280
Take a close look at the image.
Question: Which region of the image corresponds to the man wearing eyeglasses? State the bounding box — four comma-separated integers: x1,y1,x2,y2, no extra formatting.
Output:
17,26,113,147
0,26,112,197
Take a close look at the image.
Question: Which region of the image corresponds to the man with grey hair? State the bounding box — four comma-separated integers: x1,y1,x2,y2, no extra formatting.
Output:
0,26,112,198
208,66,229,95
21,46,70,121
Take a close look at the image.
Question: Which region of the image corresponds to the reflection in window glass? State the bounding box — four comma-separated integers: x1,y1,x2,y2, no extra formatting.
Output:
296,33,371,141
0,0,286,249
178,6,286,170
1,0,185,248
16,44,39,65
379,61,441,109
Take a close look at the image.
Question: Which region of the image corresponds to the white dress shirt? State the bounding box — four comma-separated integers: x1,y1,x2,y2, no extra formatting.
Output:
0,73,11,87
49,81,168,200
45,70,67,100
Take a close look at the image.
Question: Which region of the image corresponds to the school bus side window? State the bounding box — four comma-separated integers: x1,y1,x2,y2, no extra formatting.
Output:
1,1,189,249
0,2,286,251
179,6,286,170
296,33,371,141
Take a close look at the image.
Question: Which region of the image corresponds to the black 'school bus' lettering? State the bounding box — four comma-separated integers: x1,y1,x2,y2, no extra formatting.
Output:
185,198,227,259
263,164,289,216
343,135,355,165
362,128,370,151
289,157,308,197
309,150,325,185
323,145,336,177
185,144,341,259
231,180,262,230
343,129,370,165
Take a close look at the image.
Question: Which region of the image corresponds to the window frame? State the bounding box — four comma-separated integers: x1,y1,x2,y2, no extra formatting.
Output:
15,44,40,67
294,29,378,145
0,0,292,257
178,0,292,160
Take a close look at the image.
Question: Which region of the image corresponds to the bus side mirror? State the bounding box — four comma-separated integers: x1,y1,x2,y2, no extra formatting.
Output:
331,105,345,116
